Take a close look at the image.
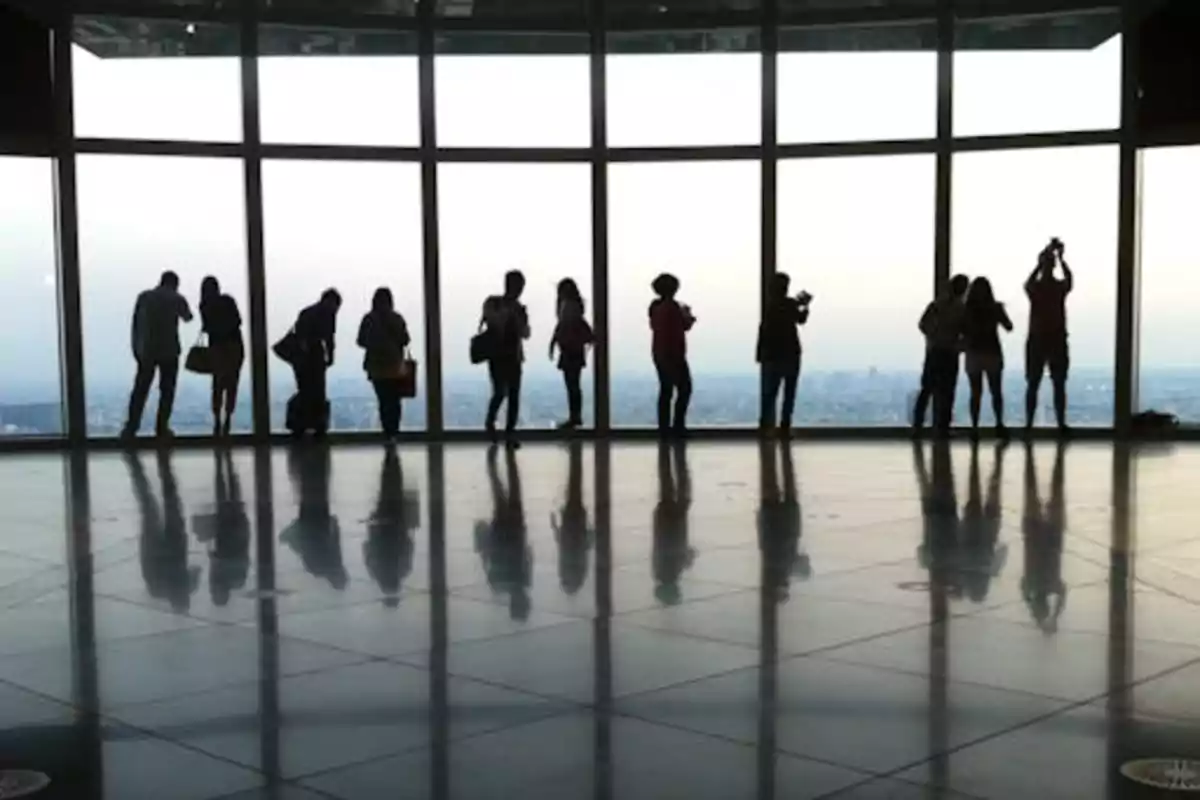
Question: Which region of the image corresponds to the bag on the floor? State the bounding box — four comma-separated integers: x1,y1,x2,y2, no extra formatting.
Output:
184,334,212,375
285,393,331,434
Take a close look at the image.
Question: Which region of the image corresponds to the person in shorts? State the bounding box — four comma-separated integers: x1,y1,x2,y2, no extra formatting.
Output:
1024,239,1074,435
962,277,1013,440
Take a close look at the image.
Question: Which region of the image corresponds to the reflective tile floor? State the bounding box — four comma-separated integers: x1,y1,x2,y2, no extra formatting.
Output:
2,440,1200,798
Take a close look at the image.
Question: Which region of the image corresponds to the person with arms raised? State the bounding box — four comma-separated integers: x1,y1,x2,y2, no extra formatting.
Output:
1025,238,1074,436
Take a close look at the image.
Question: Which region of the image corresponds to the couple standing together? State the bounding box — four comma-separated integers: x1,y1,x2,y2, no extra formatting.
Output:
915,238,1074,439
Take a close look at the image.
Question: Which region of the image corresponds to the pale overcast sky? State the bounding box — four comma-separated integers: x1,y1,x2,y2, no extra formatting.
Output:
3,32,1194,403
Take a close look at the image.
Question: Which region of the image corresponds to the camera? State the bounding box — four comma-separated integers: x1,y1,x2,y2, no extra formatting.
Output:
797,290,813,305
1049,237,1065,254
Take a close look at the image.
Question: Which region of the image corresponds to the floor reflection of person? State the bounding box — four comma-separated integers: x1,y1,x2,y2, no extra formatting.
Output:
551,441,592,596
757,441,810,602
475,445,531,619
127,450,198,612
1021,442,1068,632
207,449,250,607
363,446,417,608
959,442,1009,603
281,445,347,590
652,442,695,605
913,440,962,599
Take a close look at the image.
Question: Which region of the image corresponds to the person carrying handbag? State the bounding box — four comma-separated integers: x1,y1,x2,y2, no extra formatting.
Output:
358,287,413,441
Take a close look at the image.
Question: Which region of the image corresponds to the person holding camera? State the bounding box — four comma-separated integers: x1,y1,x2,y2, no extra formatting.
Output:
756,272,811,438
1024,238,1074,435
649,273,696,437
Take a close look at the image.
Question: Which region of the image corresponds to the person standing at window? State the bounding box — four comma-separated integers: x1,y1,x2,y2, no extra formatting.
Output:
199,276,243,438
962,277,1013,441
480,270,530,448
1025,238,1074,435
548,278,593,431
289,289,341,437
357,287,411,442
649,273,695,438
756,272,810,438
122,270,193,441
913,274,970,438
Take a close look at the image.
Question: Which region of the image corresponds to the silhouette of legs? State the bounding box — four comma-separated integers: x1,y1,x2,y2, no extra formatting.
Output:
778,366,799,432
371,378,403,438
561,364,583,426
485,358,521,440
985,367,1006,434
967,370,984,434
124,359,158,436
155,359,179,435
761,367,783,429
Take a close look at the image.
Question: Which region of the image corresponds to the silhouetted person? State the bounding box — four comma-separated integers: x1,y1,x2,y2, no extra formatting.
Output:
199,275,244,438
959,442,1008,603
363,447,417,608
649,273,696,437
1021,442,1067,632
207,448,250,607
127,450,198,612
757,441,809,602
913,274,969,438
551,440,592,595
122,270,193,440
548,278,593,430
1025,238,1074,435
475,445,531,619
357,287,411,441
480,270,530,448
757,272,811,438
962,277,1014,440
913,440,962,599
652,442,694,605
281,445,347,590
288,289,342,437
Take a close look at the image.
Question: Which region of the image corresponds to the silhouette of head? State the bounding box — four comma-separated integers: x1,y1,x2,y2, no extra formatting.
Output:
967,277,996,309
161,271,180,291
504,270,526,299
1038,246,1056,276
321,288,343,311
557,277,582,304
652,273,680,299
949,274,970,298
372,287,394,313
200,275,220,303
770,272,791,299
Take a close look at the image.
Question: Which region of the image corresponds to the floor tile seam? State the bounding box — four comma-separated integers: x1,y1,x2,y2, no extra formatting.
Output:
0,583,73,613
264,588,576,628
208,781,341,800
812,773,988,800
0,674,84,722
841,691,1108,793
96,710,277,782
785,587,991,618
606,704,888,783
607,586,762,621
0,611,223,665
287,704,588,786
1106,650,1200,706
0,548,64,568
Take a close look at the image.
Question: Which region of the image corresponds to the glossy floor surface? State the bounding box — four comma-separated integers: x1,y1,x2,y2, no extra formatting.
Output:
1,440,1198,799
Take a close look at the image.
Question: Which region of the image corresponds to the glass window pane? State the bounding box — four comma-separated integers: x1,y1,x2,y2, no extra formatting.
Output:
1138,146,1200,423
954,10,1121,137
436,33,589,148
778,22,937,144
437,0,585,21
610,162,760,427
778,154,935,425
0,158,62,437
439,164,592,430
263,161,425,432
78,155,250,437
952,146,1118,428
608,30,760,148
73,18,241,142
609,0,759,18
259,26,418,147
263,0,416,16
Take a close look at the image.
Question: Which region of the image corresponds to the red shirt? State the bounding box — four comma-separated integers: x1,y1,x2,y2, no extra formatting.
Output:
649,299,689,359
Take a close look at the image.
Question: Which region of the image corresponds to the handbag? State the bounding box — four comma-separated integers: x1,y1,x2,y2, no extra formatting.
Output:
272,329,300,365
398,350,418,399
184,334,212,375
470,330,493,365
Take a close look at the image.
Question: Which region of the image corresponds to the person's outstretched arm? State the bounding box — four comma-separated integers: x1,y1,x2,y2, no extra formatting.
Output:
796,303,810,326
178,295,194,323
131,295,144,357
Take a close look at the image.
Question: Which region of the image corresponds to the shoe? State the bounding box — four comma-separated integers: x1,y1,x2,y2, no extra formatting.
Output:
155,428,174,441
1057,424,1073,440
996,424,1010,442
777,426,793,441
505,436,522,450
119,427,137,443
485,423,498,444
221,419,232,438
556,419,578,431
212,422,221,438
758,424,775,438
